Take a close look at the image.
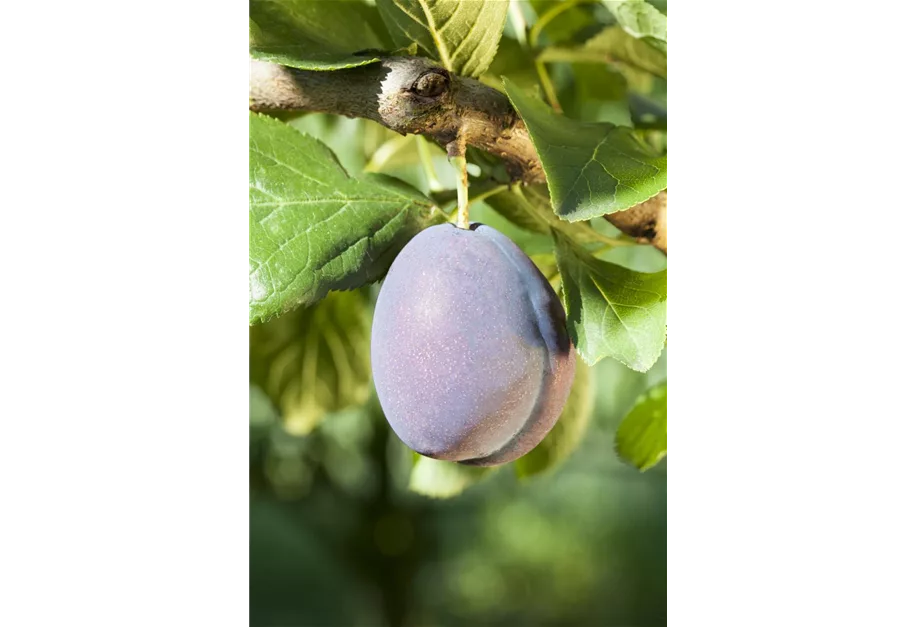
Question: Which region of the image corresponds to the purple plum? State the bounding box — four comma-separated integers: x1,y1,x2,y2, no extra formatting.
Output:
371,223,575,466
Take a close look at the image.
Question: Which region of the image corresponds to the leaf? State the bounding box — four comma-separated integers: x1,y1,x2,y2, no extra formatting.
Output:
553,231,666,371
408,456,494,498
250,383,279,458
249,0,392,70
250,384,279,430
529,0,597,45
568,65,633,127
629,92,666,124
603,0,667,53
376,0,509,77
485,184,622,246
250,290,372,436
249,113,443,324
584,25,667,78
285,115,373,175
478,37,541,94
615,381,666,470
464,146,513,184
529,253,559,287
515,356,596,478
503,78,666,221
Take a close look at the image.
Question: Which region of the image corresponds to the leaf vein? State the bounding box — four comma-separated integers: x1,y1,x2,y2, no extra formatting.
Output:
250,146,331,188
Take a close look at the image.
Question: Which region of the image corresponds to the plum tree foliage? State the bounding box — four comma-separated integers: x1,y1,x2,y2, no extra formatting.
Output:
249,0,667,496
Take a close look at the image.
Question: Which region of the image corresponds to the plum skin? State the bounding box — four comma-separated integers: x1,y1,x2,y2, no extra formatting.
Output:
370,222,575,466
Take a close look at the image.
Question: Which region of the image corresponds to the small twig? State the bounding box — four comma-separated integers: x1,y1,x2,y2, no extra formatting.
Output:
453,153,470,229
538,46,613,64
535,60,563,113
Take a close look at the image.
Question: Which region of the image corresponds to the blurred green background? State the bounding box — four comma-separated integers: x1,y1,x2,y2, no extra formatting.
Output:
251,343,665,627
250,1,666,624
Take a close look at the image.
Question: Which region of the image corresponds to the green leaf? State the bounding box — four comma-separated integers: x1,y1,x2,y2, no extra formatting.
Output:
615,381,666,470
485,185,621,246
376,0,509,77
250,290,371,436
529,0,597,45
249,0,392,70
529,253,560,287
553,231,666,371
287,114,375,176
250,384,279,430
249,113,443,324
515,356,596,478
583,25,666,78
603,0,667,53
464,146,513,184
629,91,666,128
503,78,666,221
408,456,494,498
478,37,541,94
568,65,633,126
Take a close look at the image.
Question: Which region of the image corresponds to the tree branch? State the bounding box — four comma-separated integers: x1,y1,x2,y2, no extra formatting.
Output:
604,190,666,254
250,57,666,254
251,57,540,182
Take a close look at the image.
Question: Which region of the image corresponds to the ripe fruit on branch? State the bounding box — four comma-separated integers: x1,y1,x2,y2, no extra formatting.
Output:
371,223,575,466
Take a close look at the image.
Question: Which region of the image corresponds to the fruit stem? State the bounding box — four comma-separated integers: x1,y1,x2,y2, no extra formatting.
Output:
535,60,563,113
454,154,470,229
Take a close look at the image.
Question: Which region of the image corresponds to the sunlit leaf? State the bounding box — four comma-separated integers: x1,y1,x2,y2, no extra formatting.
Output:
376,0,509,77
249,113,443,323
408,456,494,498
615,381,666,470
603,0,667,53
584,25,666,78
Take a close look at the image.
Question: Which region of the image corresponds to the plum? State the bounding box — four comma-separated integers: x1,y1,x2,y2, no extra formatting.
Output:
370,223,576,466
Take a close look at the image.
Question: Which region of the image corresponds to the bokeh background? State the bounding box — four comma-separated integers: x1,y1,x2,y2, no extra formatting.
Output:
251,345,666,627
251,1,667,624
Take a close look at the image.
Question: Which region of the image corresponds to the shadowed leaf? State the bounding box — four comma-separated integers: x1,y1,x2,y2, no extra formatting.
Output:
504,78,666,221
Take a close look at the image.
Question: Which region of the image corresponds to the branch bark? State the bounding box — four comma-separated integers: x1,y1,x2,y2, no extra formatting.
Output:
250,57,666,254
605,189,666,253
